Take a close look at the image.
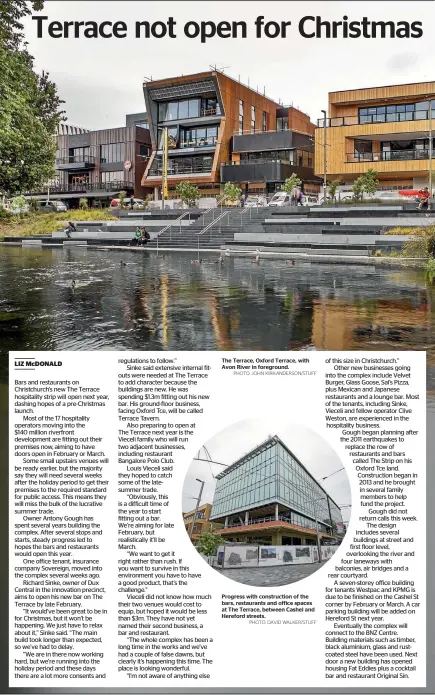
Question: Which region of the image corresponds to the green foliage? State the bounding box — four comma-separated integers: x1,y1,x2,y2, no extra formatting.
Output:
374,249,382,257
118,191,127,209
176,181,200,208
0,208,113,237
11,195,27,212
0,1,64,197
426,258,435,283
401,227,435,258
328,178,342,201
352,177,364,200
196,531,224,556
222,182,242,203
28,197,40,212
79,198,88,210
352,170,379,201
361,169,379,197
281,173,302,195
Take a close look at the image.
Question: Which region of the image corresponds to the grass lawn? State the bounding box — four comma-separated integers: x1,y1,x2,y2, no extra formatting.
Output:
0,209,114,238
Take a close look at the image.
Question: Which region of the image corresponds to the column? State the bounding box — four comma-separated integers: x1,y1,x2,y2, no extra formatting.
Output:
225,516,228,528
244,511,249,526
275,503,279,521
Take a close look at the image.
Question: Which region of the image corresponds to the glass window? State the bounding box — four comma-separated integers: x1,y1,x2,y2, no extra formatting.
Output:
100,143,125,163
188,99,200,118
178,101,189,119
158,103,167,121
263,111,267,131
167,102,178,120
251,105,256,133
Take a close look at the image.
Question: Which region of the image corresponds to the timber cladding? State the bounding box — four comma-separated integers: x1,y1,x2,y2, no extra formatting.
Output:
315,120,434,178
329,81,435,117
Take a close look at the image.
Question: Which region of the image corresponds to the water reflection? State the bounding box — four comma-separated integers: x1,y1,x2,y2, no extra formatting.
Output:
0,246,434,390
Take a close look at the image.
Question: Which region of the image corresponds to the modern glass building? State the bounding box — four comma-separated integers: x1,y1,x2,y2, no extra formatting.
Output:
210,436,345,546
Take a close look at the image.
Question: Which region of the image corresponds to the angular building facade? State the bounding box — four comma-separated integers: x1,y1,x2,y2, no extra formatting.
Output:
210,436,344,546
141,71,319,199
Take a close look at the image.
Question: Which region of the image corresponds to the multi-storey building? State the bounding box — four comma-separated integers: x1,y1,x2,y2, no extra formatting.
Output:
183,503,218,545
210,436,345,546
315,81,435,191
27,113,152,206
142,71,319,199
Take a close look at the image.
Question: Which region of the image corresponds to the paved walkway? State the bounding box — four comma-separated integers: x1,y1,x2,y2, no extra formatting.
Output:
217,561,328,587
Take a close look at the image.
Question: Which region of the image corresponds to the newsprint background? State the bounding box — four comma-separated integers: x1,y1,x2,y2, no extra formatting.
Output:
3,350,433,694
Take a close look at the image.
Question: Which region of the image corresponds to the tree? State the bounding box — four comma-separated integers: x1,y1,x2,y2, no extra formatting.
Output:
221,182,242,205
281,173,302,195
79,198,88,210
11,194,27,214
328,178,342,202
176,181,200,208
360,168,379,198
196,532,224,556
118,191,127,209
352,176,364,200
0,1,64,197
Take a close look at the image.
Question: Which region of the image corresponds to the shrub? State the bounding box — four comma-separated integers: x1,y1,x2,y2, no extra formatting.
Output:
28,197,40,213
11,195,28,213
374,249,382,257
281,173,302,195
176,181,200,208
398,227,435,258
79,198,88,210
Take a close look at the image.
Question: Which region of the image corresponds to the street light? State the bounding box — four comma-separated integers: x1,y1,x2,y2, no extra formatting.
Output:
188,478,205,539
321,110,327,205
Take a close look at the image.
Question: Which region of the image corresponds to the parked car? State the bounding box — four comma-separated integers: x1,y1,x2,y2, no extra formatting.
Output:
39,200,68,213
111,197,144,209
245,195,268,208
10,205,29,215
268,192,292,207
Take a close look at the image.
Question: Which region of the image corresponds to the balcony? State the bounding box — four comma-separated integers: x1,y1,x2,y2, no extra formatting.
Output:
179,135,218,149
147,161,213,177
25,180,133,197
318,111,432,128
346,149,431,163
221,158,316,184
55,155,96,171
223,514,331,534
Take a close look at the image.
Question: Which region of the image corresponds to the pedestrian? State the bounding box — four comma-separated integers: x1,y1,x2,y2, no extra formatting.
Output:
130,195,135,209
297,190,304,206
417,187,430,210
64,221,76,239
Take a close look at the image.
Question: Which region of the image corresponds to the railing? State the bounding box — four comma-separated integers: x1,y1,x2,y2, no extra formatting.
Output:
346,149,431,163
148,162,213,177
155,211,191,252
196,210,230,256
179,136,218,148
55,155,96,166
318,110,433,128
24,180,133,196
225,513,330,532
200,107,219,117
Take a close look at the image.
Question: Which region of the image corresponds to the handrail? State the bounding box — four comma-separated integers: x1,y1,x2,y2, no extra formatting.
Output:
155,211,190,251
195,210,230,257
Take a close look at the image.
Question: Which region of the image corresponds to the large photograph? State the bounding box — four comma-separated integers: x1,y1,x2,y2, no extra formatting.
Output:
1,1,432,693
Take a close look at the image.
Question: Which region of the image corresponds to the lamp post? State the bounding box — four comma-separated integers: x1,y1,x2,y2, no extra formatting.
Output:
429,101,433,211
321,109,327,205
189,478,205,540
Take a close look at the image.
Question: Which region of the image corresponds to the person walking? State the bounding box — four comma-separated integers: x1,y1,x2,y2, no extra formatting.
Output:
417,187,430,211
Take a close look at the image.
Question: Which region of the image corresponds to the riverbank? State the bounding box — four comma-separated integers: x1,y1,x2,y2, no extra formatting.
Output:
0,240,426,267
0,209,114,239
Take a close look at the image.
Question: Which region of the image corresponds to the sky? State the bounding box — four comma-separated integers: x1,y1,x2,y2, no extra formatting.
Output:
181,420,352,524
23,1,435,131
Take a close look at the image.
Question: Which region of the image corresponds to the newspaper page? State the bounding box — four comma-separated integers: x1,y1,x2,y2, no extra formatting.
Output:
9,350,425,687
2,0,435,693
